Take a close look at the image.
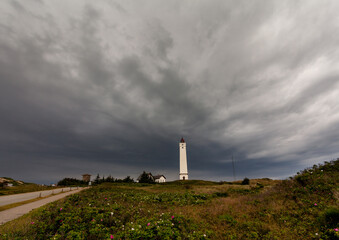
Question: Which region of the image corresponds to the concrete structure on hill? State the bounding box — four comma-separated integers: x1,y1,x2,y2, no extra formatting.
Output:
82,174,91,182
154,175,166,183
179,138,188,180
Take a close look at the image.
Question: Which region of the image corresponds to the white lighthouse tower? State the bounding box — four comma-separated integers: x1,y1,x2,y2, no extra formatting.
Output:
179,137,188,180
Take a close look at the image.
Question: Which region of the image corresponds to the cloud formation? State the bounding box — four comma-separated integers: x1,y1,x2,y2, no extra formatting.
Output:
1,0,339,183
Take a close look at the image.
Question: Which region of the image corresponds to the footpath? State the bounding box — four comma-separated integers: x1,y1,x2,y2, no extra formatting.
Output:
0,188,87,225
0,187,79,207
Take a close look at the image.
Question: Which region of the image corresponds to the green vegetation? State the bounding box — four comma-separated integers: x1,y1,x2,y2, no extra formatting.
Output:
92,175,134,184
0,159,338,239
241,177,250,185
57,175,135,187
138,171,155,184
57,178,87,187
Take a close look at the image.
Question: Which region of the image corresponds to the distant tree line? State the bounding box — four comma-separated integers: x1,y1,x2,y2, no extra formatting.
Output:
57,178,87,186
93,171,160,184
92,174,135,184
57,175,135,186
58,171,161,186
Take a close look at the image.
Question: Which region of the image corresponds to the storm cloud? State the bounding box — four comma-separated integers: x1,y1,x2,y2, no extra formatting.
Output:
1,0,339,184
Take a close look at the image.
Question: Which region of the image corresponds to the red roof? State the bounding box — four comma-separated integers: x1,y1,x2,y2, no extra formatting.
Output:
180,137,185,143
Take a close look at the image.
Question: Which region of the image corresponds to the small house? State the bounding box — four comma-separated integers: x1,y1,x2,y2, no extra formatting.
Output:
154,175,166,183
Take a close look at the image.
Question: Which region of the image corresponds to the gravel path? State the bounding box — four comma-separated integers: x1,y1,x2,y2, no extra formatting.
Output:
0,188,87,224
0,187,79,207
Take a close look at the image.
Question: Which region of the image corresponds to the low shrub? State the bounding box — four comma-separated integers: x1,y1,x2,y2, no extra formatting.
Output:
318,207,339,228
242,177,250,185
213,192,229,198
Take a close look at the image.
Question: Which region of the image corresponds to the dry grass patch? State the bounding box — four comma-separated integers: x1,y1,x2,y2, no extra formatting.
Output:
0,211,34,238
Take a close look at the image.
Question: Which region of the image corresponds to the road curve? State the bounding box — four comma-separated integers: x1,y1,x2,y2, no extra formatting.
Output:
0,187,87,224
0,187,79,207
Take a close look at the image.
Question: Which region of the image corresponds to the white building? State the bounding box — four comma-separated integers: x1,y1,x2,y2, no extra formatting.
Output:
154,175,166,183
179,138,188,180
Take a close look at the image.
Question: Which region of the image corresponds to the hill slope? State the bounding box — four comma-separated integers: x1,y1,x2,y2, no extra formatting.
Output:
0,178,55,196
0,177,25,186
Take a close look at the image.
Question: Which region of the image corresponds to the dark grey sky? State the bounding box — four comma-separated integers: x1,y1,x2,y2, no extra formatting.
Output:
1,0,339,184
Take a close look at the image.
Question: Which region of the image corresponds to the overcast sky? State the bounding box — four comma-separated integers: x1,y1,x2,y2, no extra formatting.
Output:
1,0,339,184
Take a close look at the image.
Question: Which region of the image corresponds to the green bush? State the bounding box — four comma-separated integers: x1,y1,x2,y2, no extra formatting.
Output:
213,192,229,197
318,207,339,228
242,177,250,185
24,186,212,239
218,214,237,226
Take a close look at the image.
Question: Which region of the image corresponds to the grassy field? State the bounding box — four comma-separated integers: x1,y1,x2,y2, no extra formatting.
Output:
0,160,338,239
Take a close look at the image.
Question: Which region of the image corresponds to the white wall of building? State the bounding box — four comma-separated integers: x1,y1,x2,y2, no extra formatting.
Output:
155,176,166,183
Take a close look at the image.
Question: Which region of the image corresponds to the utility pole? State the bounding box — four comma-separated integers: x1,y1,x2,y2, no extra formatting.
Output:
232,153,236,181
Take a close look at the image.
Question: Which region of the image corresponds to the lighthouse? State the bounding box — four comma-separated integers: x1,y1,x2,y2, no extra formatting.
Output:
179,138,188,180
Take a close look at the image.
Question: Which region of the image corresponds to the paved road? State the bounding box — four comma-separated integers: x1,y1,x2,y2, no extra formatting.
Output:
0,188,87,224
0,187,79,207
